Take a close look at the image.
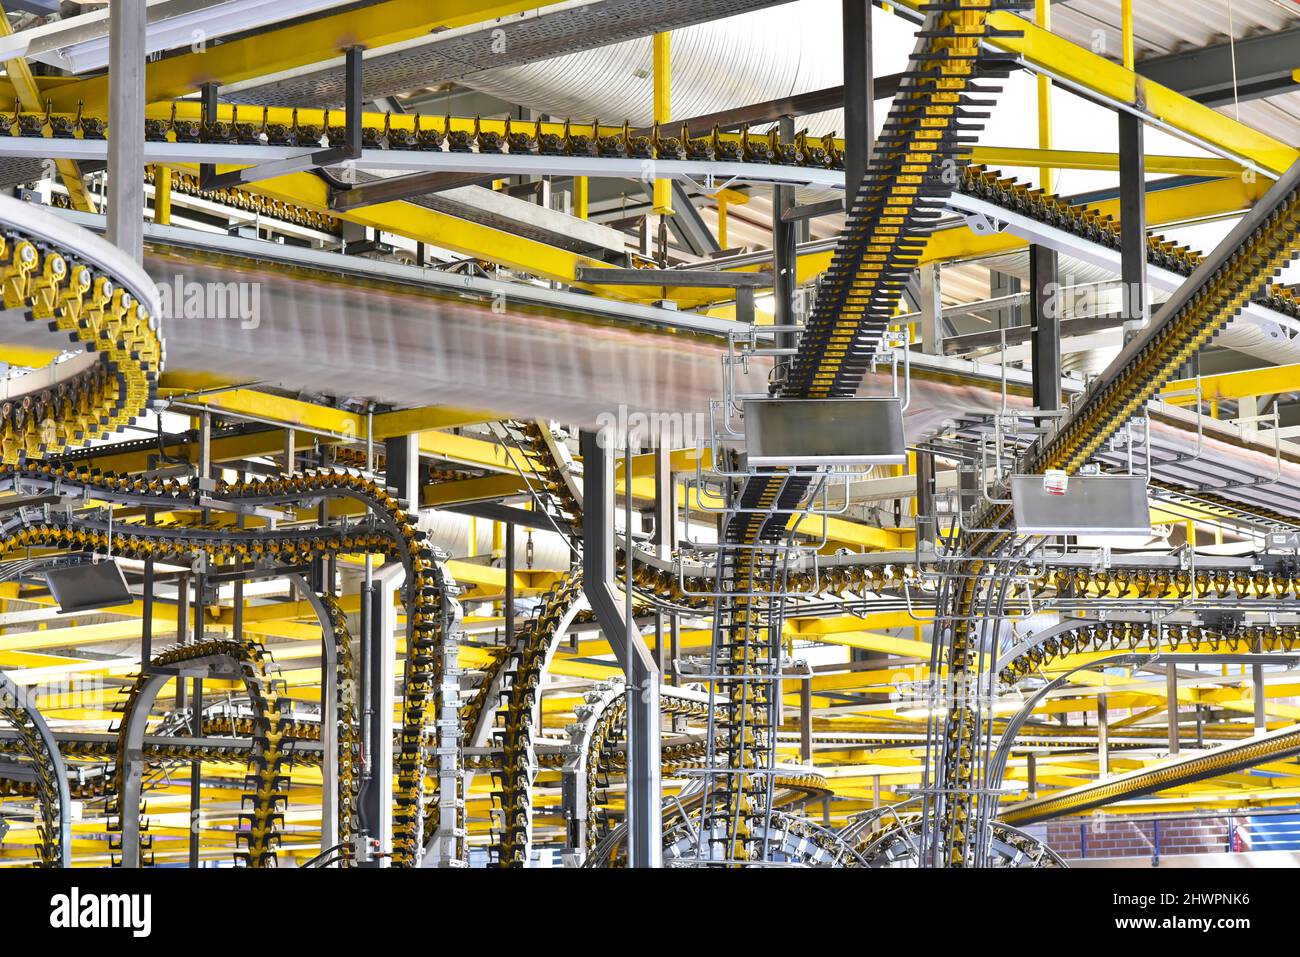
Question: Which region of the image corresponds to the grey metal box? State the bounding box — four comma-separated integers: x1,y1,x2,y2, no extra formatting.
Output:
45,560,131,614
1009,474,1151,536
743,398,907,466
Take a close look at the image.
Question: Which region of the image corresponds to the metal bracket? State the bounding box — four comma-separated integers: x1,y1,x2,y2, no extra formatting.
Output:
962,211,1006,236
201,46,364,192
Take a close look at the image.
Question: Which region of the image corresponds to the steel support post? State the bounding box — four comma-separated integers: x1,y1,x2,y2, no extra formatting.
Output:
107,0,145,262
283,427,296,475
291,578,338,861
914,450,935,546
504,522,515,647
188,570,204,867
579,431,661,867
1097,692,1109,776
1030,244,1061,412
1119,111,1148,339
652,444,678,681
918,263,942,355
141,554,154,664
359,564,402,864
1167,667,1179,755
842,0,874,196
197,410,214,492
1253,663,1266,731
384,434,420,511
1027,752,1037,799
800,680,813,764
772,116,799,383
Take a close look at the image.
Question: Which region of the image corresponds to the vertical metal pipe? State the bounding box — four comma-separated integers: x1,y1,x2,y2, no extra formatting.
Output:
1119,111,1148,339
343,45,362,154
579,431,661,868
772,115,798,382
1097,692,1109,776
842,0,874,197
174,573,189,711
1029,244,1061,412
914,450,935,546
799,679,813,764
1166,666,1179,754
197,410,213,491
359,567,402,864
188,570,204,866
141,555,154,664
107,0,146,261
1027,751,1037,799
653,444,678,680
504,523,515,647
1253,663,1266,732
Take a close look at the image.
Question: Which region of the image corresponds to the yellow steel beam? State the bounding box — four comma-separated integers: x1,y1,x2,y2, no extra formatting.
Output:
0,4,95,212
969,147,1244,178
35,2,549,113
169,387,495,438
422,474,527,506
950,3,1300,174
788,611,933,637
1161,363,1300,405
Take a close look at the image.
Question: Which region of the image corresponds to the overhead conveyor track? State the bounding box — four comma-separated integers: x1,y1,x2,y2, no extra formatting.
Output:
929,157,1300,867
692,0,1033,867
3,0,1300,874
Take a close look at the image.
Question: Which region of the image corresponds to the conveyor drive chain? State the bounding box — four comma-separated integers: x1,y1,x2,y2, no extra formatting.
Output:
936,152,1300,868
706,0,1029,865
0,696,64,866
110,638,293,867
0,227,161,463
0,462,462,867
999,620,1300,685
490,571,584,866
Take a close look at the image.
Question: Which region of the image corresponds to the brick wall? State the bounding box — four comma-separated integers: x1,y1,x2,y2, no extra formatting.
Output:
1044,816,1231,861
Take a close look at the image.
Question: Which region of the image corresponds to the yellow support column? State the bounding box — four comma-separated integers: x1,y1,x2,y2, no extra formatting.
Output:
1035,0,1054,193
153,166,172,225
652,32,674,215
1121,0,1135,71
574,176,589,220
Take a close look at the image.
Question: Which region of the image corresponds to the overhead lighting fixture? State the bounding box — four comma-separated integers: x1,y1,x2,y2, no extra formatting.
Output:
32,0,355,74
743,398,908,467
